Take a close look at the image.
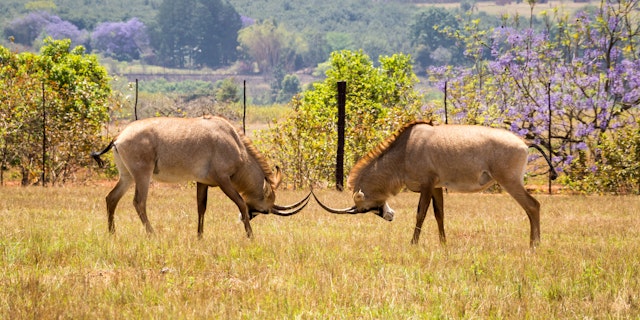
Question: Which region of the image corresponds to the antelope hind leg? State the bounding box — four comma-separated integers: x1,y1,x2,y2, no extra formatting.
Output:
501,182,541,248
105,175,133,234
132,179,155,234
432,187,446,244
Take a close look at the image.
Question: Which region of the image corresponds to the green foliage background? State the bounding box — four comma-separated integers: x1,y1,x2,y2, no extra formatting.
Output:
255,50,425,189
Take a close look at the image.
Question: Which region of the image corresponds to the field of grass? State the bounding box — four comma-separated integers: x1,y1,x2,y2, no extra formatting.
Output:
428,0,593,17
1,184,639,318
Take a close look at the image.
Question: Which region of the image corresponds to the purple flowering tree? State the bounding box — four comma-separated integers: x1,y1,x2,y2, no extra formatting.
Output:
5,12,88,49
43,20,88,49
4,11,54,45
428,0,640,193
91,18,149,61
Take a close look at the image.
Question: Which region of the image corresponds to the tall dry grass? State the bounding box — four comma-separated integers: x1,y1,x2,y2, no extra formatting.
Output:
1,184,638,318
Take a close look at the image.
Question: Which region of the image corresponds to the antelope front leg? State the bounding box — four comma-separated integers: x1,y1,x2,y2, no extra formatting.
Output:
217,178,253,239
196,183,208,238
412,188,433,244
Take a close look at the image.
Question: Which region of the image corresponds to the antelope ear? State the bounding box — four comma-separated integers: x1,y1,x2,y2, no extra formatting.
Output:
263,180,273,199
272,166,283,190
353,190,365,202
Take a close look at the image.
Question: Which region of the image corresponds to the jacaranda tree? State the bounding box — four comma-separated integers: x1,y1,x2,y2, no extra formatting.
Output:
91,18,149,62
4,11,88,49
4,11,57,47
428,0,640,193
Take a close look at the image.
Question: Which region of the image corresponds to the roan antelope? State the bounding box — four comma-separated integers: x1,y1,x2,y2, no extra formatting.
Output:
91,116,310,238
314,121,557,248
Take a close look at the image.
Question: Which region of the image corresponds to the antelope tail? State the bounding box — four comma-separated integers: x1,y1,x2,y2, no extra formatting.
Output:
527,143,558,180
91,140,114,168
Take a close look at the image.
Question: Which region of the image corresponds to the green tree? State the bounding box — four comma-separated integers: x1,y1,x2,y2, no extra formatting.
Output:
238,19,307,75
0,38,111,185
410,7,462,72
275,74,301,104
153,0,241,69
254,50,424,188
153,0,196,68
192,0,241,67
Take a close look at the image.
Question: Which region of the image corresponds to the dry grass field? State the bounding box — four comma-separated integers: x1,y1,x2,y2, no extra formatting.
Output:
427,0,593,16
1,183,639,318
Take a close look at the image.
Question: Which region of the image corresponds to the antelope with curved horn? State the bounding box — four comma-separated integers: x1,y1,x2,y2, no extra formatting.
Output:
314,121,557,248
91,116,310,238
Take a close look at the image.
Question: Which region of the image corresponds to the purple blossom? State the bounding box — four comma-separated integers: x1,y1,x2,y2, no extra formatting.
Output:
44,21,88,49
4,11,89,49
91,18,149,61
426,0,640,179
576,123,595,138
575,142,588,151
240,16,255,28
5,12,62,45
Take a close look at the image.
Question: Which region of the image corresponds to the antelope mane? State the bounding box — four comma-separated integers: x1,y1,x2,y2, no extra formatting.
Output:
239,133,276,190
347,120,432,190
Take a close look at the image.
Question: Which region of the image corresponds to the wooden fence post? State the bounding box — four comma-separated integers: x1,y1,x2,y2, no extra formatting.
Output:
547,82,552,195
444,81,448,124
134,79,139,120
41,81,46,187
243,80,247,135
336,81,346,191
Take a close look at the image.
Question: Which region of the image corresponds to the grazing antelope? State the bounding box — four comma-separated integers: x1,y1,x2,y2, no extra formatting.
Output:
91,116,310,238
314,121,557,248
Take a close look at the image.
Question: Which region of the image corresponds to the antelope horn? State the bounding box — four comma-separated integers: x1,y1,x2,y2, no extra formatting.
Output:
270,194,311,216
272,192,311,211
311,190,358,214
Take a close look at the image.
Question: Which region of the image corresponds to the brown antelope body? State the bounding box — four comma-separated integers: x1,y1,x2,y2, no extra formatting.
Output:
92,116,309,238
314,121,557,248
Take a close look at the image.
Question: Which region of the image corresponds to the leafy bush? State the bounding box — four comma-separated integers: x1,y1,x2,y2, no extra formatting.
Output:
215,78,240,103
561,121,640,194
138,79,214,95
0,38,111,185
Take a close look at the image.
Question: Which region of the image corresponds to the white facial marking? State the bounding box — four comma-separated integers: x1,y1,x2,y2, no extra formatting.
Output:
382,203,395,221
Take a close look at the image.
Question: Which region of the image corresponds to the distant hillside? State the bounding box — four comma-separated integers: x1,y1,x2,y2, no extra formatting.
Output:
1,0,427,30
0,0,161,30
